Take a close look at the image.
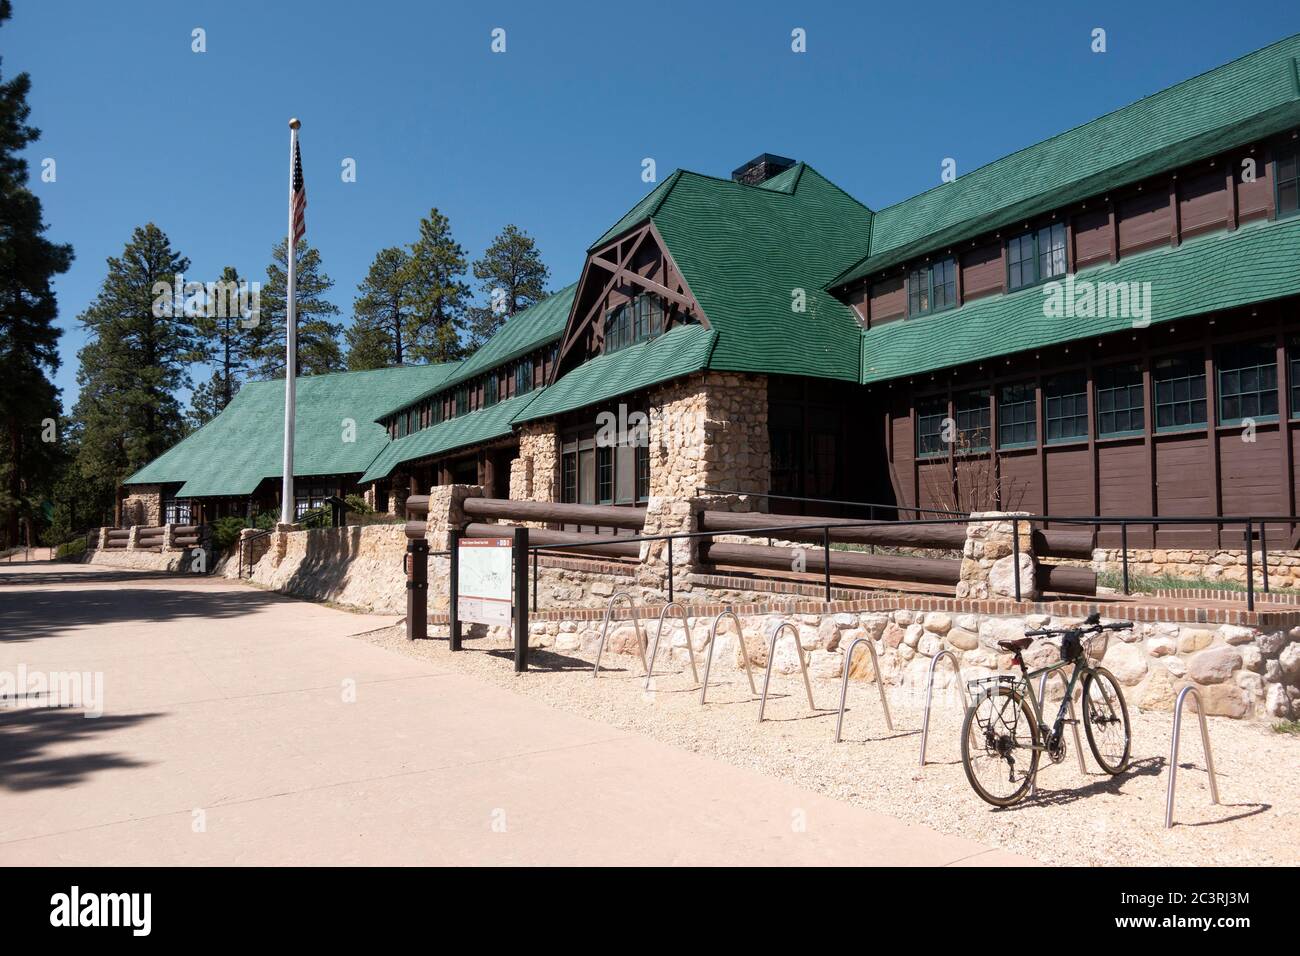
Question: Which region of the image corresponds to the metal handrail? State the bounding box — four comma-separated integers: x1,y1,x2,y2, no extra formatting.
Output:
1027,668,1086,796
592,590,649,677
835,636,894,743
643,602,699,689
237,528,274,579
698,609,758,704
1165,685,1221,828
757,622,816,721
918,650,968,765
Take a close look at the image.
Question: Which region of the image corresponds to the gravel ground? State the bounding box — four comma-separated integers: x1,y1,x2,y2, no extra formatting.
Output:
352,624,1299,867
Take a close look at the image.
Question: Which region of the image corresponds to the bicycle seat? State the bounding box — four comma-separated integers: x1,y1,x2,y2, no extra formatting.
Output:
997,637,1034,651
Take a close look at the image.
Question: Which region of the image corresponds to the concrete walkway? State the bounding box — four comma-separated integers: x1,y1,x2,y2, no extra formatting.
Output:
0,562,1032,866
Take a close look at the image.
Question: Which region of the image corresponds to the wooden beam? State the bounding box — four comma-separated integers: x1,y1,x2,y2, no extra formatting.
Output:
587,256,698,314
555,223,652,370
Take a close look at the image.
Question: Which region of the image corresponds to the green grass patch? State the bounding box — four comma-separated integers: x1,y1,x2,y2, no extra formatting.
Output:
1097,569,1296,594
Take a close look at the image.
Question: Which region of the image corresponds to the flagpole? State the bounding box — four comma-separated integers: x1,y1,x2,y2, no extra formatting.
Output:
280,117,300,525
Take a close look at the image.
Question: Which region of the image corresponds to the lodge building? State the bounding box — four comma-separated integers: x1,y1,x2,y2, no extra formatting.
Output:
124,35,1300,550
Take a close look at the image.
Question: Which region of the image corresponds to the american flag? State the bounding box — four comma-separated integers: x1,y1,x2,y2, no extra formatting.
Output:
291,138,307,244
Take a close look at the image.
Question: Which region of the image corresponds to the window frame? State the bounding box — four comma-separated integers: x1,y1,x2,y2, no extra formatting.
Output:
1094,361,1145,438
1007,221,1067,291
1216,340,1278,426
1152,351,1208,433
906,257,958,318
997,381,1037,449
1276,142,1299,219
953,388,991,454
1044,370,1089,445
915,395,949,458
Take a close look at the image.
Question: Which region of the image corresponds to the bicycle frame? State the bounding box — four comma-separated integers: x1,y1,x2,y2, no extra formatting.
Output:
1015,654,1088,750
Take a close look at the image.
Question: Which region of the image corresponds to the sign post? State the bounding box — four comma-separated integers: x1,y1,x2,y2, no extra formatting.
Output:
513,526,529,672
448,528,462,651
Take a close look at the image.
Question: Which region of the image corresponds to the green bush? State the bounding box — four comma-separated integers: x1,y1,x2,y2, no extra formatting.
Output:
345,494,374,515
209,516,250,554
55,538,87,560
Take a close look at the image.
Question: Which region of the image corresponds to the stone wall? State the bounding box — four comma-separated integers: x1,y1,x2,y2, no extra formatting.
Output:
1092,547,1300,590
121,485,162,527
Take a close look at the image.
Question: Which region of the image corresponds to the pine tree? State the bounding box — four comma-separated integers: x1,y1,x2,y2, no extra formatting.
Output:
72,224,194,521
0,0,75,546
250,238,343,378
345,246,417,370
466,224,549,346
190,264,256,421
403,208,470,363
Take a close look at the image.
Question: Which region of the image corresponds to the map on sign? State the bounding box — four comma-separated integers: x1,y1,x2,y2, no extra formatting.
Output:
458,538,513,626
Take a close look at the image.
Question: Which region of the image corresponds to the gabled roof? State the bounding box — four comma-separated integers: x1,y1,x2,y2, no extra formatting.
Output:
584,163,875,383
360,391,540,484
125,362,461,496
859,214,1300,384
375,283,578,421
515,323,717,423
834,33,1300,288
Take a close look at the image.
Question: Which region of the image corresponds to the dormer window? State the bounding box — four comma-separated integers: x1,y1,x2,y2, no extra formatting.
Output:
907,257,956,317
1008,222,1067,290
605,294,666,353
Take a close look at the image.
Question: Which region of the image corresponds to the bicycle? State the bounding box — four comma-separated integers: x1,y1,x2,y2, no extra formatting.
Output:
960,612,1133,807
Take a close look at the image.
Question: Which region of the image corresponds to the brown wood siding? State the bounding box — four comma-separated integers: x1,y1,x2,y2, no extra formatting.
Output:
1072,208,1112,269
869,276,905,325
1117,188,1172,255
960,242,1002,302
1237,146,1272,223
1219,425,1285,515
1044,445,1091,516
1178,169,1229,239
999,450,1040,513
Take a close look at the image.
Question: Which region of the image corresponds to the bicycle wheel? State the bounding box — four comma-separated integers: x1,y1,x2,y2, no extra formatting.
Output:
961,684,1041,807
1082,666,1131,774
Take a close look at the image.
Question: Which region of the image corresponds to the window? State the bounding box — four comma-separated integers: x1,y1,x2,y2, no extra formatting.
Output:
954,388,990,452
632,294,664,342
1045,371,1088,443
596,446,614,504
998,382,1037,447
635,442,650,500
431,399,444,426
1095,362,1144,437
907,257,958,317
1277,144,1298,218
561,452,577,504
1217,340,1277,424
295,485,330,519
1153,352,1206,431
916,396,948,456
1291,339,1300,418
1008,222,1067,290
163,497,192,525
455,387,469,416
604,303,631,353
484,373,498,407
514,361,532,396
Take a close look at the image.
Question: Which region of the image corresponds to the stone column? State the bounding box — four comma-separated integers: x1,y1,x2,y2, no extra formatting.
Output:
425,484,484,551
958,511,1037,600
162,524,174,551
512,423,558,503
126,525,140,550
97,527,108,550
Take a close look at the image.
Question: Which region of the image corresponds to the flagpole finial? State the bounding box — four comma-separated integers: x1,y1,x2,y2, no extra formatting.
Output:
289,117,301,130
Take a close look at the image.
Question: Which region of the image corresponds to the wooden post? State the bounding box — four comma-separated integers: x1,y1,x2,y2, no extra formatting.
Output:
513,526,529,672
448,528,462,651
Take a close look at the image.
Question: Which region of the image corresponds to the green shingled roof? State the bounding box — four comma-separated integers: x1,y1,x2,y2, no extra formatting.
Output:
834,34,1300,288
589,164,874,383
125,362,461,497
860,215,1300,384
360,391,539,483
515,323,717,422
374,283,578,421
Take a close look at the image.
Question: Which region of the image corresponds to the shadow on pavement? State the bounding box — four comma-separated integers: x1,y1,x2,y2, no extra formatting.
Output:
0,706,161,793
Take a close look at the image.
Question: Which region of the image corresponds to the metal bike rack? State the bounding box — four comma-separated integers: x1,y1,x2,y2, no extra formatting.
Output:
698,609,758,705
643,602,699,689
1028,668,1086,796
758,622,816,722
917,650,967,765
592,590,649,677
1164,685,1221,829
834,636,893,743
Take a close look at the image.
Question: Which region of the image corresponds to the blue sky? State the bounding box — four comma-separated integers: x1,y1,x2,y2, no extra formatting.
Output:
9,0,1296,408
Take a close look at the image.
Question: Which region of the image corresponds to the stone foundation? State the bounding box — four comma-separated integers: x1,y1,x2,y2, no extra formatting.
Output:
121,485,162,527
